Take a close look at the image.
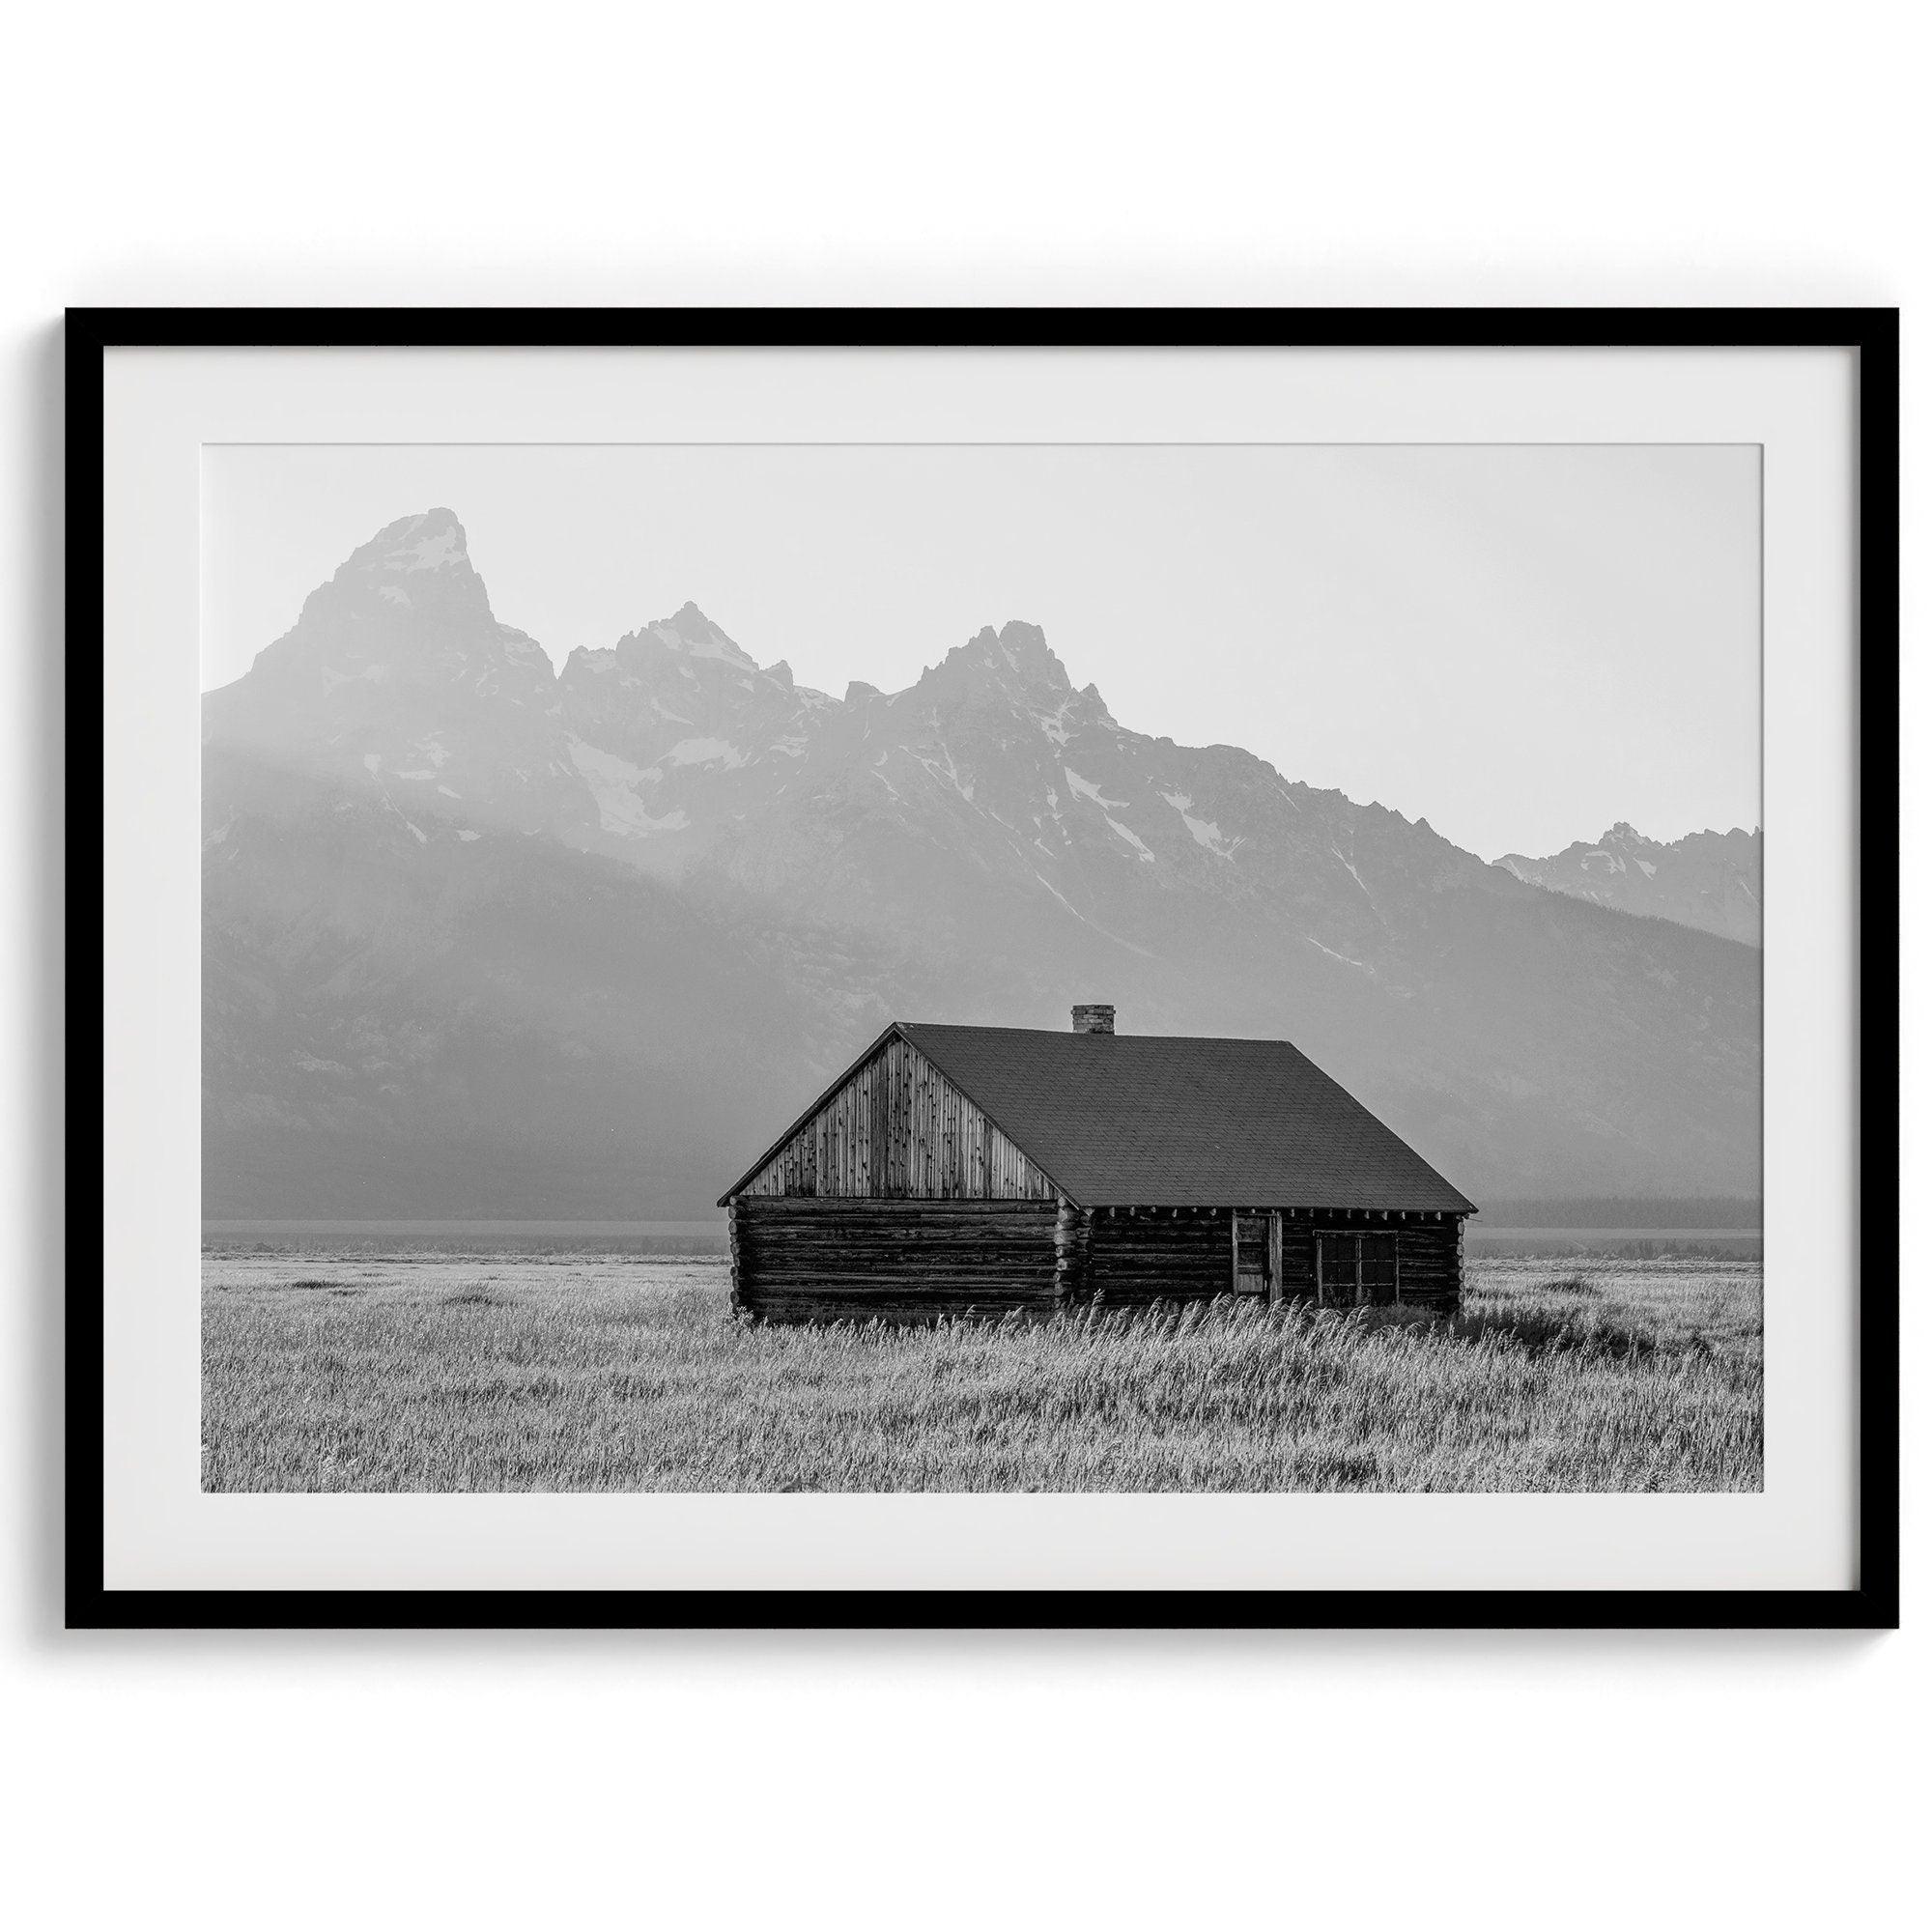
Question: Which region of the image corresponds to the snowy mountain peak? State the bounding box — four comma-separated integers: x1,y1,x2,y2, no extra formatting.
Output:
1076,680,1115,726
202,506,590,840
375,506,468,568
343,506,472,578
1600,820,1657,849
635,601,758,667
303,506,494,625
1496,823,1762,945
981,619,1069,685
918,619,1078,709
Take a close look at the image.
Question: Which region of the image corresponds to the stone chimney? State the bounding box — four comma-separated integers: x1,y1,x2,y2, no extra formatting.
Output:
1071,1004,1116,1035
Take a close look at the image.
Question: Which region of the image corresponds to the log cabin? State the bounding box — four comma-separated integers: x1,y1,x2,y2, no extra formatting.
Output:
719,1005,1477,1323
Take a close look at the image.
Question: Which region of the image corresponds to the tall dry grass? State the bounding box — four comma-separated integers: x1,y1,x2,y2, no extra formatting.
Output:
202,1253,1761,1492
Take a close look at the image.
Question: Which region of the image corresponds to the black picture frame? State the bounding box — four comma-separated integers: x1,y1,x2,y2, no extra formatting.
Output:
65,306,1899,1633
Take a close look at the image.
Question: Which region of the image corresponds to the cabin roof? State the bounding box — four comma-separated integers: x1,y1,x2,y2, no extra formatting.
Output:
724,1021,1476,1213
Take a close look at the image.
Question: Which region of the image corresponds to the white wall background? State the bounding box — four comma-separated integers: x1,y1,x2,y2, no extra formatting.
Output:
2,5,1919,1929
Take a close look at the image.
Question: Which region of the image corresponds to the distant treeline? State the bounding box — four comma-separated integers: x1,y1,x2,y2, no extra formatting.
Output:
1480,1197,1763,1230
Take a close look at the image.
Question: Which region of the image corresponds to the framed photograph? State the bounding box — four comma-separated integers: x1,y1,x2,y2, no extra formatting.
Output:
69,308,1897,1630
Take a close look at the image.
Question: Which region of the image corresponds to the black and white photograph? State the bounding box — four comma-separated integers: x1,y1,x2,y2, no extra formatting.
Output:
197,440,1766,1496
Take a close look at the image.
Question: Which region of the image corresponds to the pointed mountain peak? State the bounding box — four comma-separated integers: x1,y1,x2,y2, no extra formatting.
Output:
937,618,1075,696
304,507,491,623
1077,679,1115,725
352,507,472,576
625,601,758,668
1599,821,1660,850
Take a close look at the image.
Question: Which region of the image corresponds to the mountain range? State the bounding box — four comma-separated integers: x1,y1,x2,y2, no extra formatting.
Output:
202,508,1762,1218
1497,823,1761,945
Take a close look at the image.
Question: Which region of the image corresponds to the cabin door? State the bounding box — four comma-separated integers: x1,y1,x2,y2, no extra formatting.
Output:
1316,1231,1400,1308
1233,1212,1282,1300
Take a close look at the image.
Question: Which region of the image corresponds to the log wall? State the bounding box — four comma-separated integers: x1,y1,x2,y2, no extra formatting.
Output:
1294,1215,1463,1313
1279,1214,1318,1298
732,1197,1062,1323
1081,1208,1463,1312
736,1035,1057,1202
731,1200,1465,1322
1086,1208,1235,1307
1389,1217,1463,1314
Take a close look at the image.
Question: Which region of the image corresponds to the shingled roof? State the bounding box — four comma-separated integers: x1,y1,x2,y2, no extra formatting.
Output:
727,1020,1474,1212
899,1023,1474,1212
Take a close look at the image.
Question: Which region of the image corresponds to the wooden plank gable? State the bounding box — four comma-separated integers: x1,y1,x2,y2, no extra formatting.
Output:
737,1033,1058,1202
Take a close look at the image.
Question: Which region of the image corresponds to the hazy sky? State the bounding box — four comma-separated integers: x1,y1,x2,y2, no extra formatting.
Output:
203,443,1759,861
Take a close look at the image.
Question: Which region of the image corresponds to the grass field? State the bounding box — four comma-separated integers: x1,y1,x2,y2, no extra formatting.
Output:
201,1247,1762,1493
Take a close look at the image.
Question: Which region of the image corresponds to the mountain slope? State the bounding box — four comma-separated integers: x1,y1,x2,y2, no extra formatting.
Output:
202,747,980,1216
202,508,597,839
547,613,1761,1199
202,511,1763,1215
1496,823,1761,945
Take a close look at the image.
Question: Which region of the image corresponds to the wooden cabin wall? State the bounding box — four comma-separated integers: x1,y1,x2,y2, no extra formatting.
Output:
737,1036,1057,1203
1278,1214,1317,1296
731,1197,1061,1323
1390,1217,1463,1313
1086,1208,1234,1307
1079,1209,1463,1312
1277,1215,1463,1313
